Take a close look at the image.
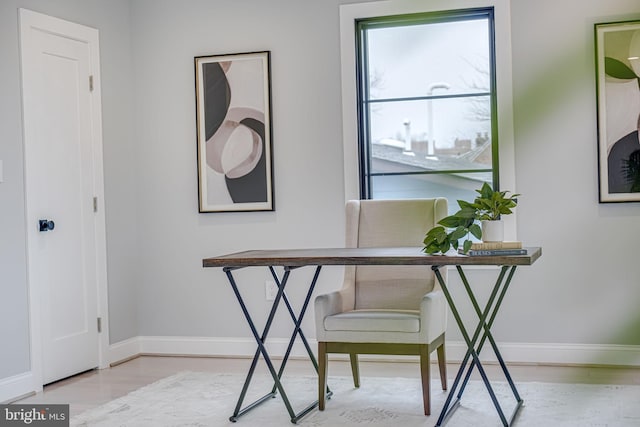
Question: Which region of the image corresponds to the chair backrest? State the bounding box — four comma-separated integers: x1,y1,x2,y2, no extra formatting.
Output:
345,198,448,310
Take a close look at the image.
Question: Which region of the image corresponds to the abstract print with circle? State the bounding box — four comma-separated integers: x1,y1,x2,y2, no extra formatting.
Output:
201,57,269,206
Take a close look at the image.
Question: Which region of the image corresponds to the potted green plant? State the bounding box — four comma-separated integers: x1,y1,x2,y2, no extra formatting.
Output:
422,183,519,254
472,182,519,242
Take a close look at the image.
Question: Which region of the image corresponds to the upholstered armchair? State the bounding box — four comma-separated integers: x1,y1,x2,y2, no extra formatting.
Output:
314,198,449,415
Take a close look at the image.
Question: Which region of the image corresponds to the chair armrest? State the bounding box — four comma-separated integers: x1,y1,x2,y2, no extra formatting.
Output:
420,290,448,342
315,289,347,318
314,285,354,341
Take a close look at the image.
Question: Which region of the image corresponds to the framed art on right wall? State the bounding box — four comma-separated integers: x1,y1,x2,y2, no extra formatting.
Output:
595,20,640,202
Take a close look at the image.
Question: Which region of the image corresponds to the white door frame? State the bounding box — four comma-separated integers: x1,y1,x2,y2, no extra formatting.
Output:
19,8,110,391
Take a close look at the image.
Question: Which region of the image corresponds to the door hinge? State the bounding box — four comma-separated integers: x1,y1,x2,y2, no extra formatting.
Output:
97,317,102,333
93,196,98,213
89,75,94,92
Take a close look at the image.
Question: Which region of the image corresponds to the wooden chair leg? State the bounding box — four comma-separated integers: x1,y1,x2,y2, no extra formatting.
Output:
318,342,328,410
419,344,431,416
437,343,447,390
349,353,360,388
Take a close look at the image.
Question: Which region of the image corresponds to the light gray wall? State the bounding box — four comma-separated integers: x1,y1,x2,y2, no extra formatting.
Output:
0,0,138,380
0,2,30,379
509,0,640,348
2,0,640,386
129,0,351,337
128,0,640,353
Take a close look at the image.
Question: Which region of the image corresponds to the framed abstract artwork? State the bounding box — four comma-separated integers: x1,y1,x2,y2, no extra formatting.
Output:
595,20,640,202
195,51,274,212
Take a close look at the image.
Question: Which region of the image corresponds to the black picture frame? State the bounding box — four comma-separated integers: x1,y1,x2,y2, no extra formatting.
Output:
595,20,640,202
195,51,274,212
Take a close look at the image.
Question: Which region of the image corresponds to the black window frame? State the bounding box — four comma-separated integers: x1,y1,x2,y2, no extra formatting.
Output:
355,7,500,199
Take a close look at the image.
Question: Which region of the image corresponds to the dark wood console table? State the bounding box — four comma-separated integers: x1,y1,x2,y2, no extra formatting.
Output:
203,246,542,425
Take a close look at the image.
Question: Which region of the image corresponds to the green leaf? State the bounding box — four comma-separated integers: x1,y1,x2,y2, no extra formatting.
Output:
462,239,472,253
423,243,440,254
436,232,448,244
438,215,462,228
449,226,467,240
477,182,493,199
469,223,482,239
424,226,444,238
499,206,513,215
605,57,638,80
458,200,475,209
456,199,469,209
457,206,478,219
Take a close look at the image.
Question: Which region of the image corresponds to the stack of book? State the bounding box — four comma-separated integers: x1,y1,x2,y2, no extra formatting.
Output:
459,241,527,256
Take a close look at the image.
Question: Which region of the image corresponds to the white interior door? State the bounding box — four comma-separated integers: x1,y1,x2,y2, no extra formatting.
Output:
20,9,109,386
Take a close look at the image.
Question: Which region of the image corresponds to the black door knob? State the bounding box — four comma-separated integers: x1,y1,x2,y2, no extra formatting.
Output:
39,219,55,232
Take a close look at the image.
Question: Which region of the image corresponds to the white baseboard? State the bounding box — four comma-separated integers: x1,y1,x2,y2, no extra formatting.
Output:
3,337,637,404
444,341,640,366
108,336,142,365
109,336,640,367
0,372,37,404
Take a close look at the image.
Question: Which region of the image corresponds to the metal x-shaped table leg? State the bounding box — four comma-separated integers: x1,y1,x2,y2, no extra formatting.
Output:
432,265,523,427
225,265,328,424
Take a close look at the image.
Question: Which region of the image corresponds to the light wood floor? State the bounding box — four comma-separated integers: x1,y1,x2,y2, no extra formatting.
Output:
14,355,640,417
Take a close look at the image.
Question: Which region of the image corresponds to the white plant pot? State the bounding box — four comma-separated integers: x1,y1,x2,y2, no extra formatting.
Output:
481,220,504,242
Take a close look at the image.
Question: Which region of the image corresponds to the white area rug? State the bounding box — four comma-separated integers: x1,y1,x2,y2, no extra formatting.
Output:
70,371,640,426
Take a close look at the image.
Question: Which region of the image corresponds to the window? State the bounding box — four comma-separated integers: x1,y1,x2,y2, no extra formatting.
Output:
340,0,517,240
356,8,497,209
